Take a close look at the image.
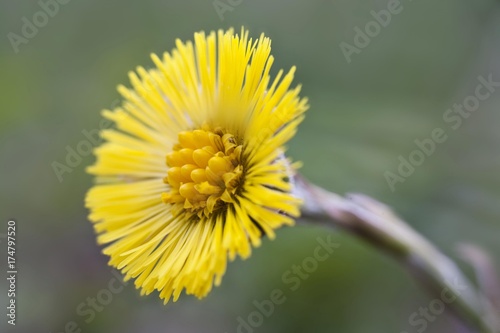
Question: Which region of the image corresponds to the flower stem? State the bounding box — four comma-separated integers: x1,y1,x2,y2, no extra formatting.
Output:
296,176,498,333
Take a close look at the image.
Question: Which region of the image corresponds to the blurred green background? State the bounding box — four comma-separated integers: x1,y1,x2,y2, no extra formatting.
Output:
1,0,500,332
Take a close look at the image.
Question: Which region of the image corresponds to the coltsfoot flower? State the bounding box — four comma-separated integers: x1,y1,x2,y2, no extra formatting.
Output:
85,28,309,303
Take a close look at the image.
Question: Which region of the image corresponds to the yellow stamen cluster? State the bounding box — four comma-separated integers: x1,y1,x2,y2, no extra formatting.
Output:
162,127,244,217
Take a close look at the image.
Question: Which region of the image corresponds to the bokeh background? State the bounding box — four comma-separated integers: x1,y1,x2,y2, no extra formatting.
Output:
1,0,500,332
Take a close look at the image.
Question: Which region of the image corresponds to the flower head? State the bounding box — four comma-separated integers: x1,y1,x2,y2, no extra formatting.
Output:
85,28,308,303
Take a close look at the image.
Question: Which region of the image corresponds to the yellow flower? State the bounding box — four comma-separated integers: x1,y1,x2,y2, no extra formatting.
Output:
85,28,309,303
